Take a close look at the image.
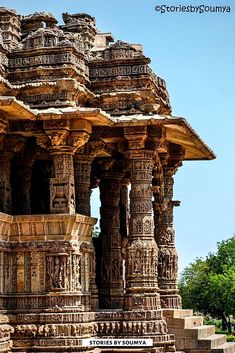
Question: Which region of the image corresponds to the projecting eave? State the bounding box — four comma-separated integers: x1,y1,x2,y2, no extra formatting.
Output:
0,96,36,120
114,114,216,161
164,117,215,160
36,107,115,126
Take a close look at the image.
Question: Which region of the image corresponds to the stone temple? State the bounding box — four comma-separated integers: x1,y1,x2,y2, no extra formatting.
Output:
0,6,232,353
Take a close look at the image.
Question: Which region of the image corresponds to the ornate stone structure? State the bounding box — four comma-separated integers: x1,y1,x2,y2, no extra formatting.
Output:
0,6,220,353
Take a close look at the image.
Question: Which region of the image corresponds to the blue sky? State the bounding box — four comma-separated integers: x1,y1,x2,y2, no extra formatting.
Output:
2,0,235,273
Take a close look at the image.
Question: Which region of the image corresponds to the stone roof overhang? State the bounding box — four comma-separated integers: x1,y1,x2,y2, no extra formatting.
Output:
36,107,115,126
0,97,215,161
0,96,36,120
113,114,216,161
0,98,114,126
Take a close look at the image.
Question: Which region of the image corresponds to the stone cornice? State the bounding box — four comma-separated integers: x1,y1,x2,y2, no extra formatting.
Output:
113,114,215,161
36,107,114,126
0,96,35,120
2,101,215,160
0,212,97,242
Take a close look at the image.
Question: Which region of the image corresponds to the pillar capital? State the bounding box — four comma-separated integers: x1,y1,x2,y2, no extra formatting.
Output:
0,135,26,156
125,148,155,161
35,122,92,155
76,140,112,159
98,158,126,179
164,142,185,176
124,126,147,150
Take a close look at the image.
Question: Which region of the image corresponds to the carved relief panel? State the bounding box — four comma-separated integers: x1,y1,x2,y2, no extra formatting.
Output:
46,254,69,291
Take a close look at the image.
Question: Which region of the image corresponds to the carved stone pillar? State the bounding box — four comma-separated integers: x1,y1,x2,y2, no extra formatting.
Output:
74,156,93,216
0,152,12,214
74,140,112,216
46,132,90,215
124,150,161,311
99,168,124,309
17,159,35,215
89,245,99,310
120,179,129,240
154,167,182,309
0,136,25,215
74,141,112,310
50,150,76,214
36,119,92,214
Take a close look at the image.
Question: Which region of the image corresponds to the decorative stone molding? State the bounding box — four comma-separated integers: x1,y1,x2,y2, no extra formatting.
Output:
9,214,96,242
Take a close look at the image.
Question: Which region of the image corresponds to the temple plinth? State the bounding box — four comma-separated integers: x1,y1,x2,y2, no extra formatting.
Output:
0,6,216,353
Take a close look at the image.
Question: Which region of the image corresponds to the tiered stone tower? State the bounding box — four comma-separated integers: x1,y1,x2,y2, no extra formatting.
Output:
0,7,221,353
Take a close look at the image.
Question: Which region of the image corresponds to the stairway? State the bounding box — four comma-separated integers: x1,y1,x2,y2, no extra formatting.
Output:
163,309,235,353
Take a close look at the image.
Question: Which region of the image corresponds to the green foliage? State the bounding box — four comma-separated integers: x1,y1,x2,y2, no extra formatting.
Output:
204,318,221,329
179,235,235,330
226,335,235,342
207,237,235,273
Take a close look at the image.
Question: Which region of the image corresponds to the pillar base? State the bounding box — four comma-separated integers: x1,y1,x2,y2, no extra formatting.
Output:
95,309,175,353
124,291,161,311
159,288,182,309
160,294,182,309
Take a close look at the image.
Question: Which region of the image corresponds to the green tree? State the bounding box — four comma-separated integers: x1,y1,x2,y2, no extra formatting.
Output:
179,236,235,331
207,237,235,273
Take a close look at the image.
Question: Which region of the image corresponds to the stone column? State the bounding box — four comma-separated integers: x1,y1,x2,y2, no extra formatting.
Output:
73,155,99,309
99,169,124,309
39,119,92,215
36,130,77,214
153,153,182,309
0,136,25,214
89,245,99,310
74,140,111,216
155,167,181,309
50,148,76,214
119,179,129,240
74,141,110,310
74,156,93,216
73,152,99,309
0,152,12,214
16,155,37,215
124,150,161,311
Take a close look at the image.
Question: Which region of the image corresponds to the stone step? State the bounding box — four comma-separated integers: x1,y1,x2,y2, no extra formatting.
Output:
175,333,226,350
167,316,203,329
169,325,216,340
189,325,216,340
183,342,235,353
163,309,194,318
163,309,235,353
198,334,227,349
212,342,235,353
